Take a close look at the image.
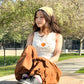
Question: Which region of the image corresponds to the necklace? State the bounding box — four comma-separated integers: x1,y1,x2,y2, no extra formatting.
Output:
39,34,44,37
39,30,50,37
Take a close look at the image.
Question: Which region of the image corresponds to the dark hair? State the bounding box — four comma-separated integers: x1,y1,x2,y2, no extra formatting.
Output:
33,9,61,34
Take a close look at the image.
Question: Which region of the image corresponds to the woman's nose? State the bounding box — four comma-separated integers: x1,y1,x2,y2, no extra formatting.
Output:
37,17,41,21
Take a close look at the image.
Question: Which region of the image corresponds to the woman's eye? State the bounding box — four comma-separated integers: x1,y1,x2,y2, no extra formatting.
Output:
36,16,44,19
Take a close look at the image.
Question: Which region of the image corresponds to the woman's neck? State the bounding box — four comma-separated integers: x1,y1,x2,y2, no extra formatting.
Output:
39,28,50,35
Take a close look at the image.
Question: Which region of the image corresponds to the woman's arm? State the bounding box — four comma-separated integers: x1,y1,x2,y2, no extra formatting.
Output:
26,33,34,47
49,34,63,63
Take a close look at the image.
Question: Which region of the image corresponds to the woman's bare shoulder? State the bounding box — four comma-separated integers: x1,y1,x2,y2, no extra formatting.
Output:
26,32,34,46
55,33,63,40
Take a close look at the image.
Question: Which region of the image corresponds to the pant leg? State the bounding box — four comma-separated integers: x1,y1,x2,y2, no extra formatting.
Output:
18,75,42,84
31,77,42,84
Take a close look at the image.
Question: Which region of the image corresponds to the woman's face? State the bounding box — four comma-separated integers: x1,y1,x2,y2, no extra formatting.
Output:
35,11,46,28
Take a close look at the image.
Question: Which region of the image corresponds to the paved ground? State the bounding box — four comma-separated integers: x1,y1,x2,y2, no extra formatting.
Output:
0,49,23,56
57,58,84,73
0,58,84,84
0,49,84,56
58,58,84,84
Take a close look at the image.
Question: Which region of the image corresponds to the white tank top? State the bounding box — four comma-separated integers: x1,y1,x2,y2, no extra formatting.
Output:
32,32,56,59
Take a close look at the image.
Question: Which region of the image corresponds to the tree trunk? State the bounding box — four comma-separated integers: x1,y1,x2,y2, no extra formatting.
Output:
79,39,83,56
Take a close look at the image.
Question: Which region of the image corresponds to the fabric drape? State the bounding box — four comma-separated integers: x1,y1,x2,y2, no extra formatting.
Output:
15,45,61,84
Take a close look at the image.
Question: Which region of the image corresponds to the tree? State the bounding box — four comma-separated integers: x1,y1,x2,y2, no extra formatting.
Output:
72,0,84,55
0,0,43,42
52,0,84,55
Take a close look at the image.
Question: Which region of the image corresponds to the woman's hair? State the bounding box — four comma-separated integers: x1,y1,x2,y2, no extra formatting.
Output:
33,9,61,34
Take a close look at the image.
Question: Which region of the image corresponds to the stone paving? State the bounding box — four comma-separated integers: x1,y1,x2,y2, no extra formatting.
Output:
0,58,84,84
57,58,84,73
57,58,84,84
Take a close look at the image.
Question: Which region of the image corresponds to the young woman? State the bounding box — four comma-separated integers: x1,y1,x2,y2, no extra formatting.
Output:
19,6,63,84
26,7,63,63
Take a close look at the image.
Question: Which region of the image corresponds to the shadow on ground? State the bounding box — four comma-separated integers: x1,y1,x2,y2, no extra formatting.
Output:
62,73,84,80
0,81,18,84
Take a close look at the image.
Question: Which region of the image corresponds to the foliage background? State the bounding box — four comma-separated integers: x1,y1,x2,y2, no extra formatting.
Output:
0,0,84,55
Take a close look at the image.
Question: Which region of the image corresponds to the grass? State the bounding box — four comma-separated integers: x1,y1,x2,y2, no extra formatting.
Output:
59,53,84,61
75,67,84,73
0,53,84,77
0,56,20,77
0,65,16,77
